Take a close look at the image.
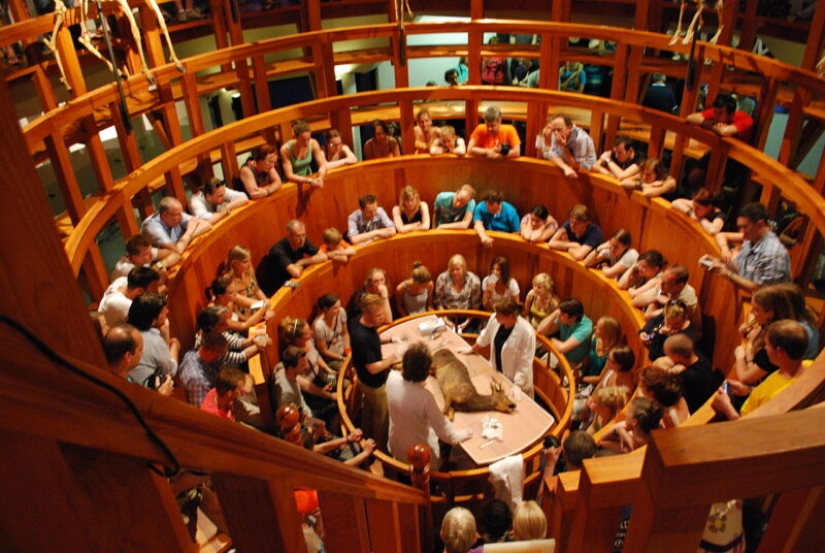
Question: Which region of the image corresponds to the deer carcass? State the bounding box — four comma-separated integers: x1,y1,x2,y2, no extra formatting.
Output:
431,348,515,421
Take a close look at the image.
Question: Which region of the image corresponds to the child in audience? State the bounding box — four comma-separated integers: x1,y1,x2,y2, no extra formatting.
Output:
599,397,663,453
512,500,548,541
442,507,478,553
320,228,356,262
582,385,630,434
430,125,467,155
395,261,434,317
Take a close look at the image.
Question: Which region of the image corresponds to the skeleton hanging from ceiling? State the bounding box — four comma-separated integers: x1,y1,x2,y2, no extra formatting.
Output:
44,0,184,90
669,0,724,46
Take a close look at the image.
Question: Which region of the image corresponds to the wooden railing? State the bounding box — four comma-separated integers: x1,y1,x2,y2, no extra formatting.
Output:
4,16,825,281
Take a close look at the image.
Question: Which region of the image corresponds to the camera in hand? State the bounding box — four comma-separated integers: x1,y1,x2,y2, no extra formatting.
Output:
500,143,511,156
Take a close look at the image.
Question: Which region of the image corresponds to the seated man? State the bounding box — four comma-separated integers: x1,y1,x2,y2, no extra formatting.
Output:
433,184,476,229
98,266,160,328
141,196,211,255
347,194,396,245
189,177,249,222
256,219,328,296
102,323,144,380
642,264,702,335
179,331,228,407
712,319,807,420
201,367,248,420
362,120,400,160
127,293,180,395
685,93,753,189
548,204,604,261
537,298,593,368
700,202,790,292
473,189,520,247
111,234,176,280
467,106,521,159
545,113,597,179
238,144,283,199
663,334,715,413
592,135,641,181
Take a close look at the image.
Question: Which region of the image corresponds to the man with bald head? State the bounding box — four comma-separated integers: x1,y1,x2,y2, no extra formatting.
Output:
103,324,144,379
257,219,328,296
141,196,211,254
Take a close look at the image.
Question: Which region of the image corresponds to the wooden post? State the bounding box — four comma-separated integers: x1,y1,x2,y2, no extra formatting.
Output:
408,443,433,553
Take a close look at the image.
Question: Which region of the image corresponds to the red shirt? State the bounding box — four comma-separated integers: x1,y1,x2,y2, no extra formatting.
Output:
200,388,235,421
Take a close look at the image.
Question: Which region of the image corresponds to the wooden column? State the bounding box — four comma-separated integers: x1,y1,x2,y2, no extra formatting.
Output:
0,77,106,363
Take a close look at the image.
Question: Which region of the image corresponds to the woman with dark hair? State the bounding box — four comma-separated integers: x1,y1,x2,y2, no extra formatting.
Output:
385,342,471,469
363,119,400,160
520,204,558,243
618,250,668,307
620,158,677,198
672,188,725,235
470,297,536,398
281,119,328,188
584,228,639,279
482,256,520,310
207,274,274,333
312,293,351,370
639,363,689,428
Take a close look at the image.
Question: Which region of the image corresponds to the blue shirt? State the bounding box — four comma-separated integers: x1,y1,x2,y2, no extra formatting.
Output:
473,201,520,233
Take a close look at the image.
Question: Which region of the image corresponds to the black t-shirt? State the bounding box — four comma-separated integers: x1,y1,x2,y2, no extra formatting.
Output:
256,237,319,296
348,316,387,389
493,324,514,373
681,354,716,413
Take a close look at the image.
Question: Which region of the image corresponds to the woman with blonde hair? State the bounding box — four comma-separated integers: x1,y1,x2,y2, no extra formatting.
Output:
434,254,482,333
395,261,434,317
582,316,622,385
582,385,630,434
413,108,441,154
512,500,548,541
220,245,268,317
392,185,431,233
523,273,560,331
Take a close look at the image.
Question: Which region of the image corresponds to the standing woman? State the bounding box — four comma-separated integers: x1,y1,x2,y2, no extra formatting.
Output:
281,119,328,188
434,254,482,333
280,316,340,433
324,129,358,170
482,256,520,310
395,262,434,317
312,293,351,371
392,185,431,233
522,273,560,330
412,108,441,154
470,297,536,398
220,245,268,317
